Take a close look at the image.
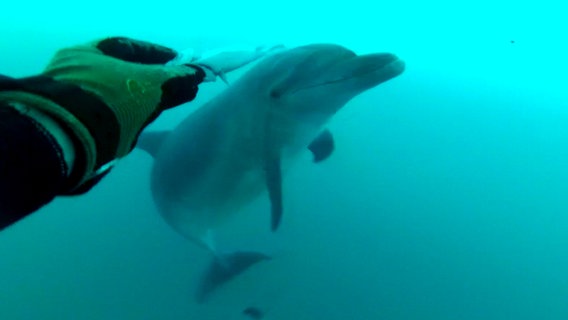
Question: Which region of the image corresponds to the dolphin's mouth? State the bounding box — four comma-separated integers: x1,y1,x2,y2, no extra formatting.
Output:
305,54,404,90
283,53,405,96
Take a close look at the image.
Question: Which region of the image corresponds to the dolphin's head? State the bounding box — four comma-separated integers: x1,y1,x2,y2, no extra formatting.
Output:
242,44,405,124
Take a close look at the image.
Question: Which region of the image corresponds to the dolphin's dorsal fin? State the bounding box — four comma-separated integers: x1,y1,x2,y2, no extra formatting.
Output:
265,155,283,231
136,130,171,158
308,129,335,163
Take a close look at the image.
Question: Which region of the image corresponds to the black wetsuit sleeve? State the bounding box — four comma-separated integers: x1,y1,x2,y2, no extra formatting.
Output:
95,37,178,65
0,106,68,230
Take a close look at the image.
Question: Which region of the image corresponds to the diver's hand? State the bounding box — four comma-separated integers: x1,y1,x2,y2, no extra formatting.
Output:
169,44,285,84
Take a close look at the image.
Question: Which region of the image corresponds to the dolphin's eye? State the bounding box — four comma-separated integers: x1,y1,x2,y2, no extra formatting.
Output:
270,90,282,99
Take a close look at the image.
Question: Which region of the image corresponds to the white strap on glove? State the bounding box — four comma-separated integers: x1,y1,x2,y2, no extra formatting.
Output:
168,44,285,84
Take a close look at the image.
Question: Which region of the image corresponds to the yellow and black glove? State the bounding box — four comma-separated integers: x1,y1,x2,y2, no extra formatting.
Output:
0,37,206,194
48,37,206,193
44,36,206,154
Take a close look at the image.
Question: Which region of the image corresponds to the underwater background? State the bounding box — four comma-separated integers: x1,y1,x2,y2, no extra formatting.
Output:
1,0,567,319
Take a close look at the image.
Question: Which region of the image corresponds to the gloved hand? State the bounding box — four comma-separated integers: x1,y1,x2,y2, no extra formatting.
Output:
34,37,209,193
168,44,286,84
42,37,208,159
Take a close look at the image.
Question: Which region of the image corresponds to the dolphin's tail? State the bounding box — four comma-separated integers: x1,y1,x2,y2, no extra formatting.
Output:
195,250,271,303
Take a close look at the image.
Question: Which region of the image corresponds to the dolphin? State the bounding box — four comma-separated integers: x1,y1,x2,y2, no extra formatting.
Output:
136,43,405,302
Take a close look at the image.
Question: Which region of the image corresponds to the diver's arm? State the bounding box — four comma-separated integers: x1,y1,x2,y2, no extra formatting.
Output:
8,102,76,175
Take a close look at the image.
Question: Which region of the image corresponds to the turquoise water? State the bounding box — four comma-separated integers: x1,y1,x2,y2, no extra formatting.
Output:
1,0,567,319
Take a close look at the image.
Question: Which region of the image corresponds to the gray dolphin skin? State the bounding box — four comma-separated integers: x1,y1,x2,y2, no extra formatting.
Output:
137,44,405,302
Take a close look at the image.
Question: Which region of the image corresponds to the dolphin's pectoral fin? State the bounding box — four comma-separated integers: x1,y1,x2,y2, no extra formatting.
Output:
308,129,335,163
135,130,171,158
195,251,271,303
265,156,283,231
219,72,229,85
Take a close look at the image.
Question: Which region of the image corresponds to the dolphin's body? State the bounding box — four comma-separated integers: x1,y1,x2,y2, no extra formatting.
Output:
137,44,405,302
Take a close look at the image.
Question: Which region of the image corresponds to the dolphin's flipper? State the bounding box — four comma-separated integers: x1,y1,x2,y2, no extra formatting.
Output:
195,251,271,303
308,129,335,163
136,130,171,158
265,156,283,231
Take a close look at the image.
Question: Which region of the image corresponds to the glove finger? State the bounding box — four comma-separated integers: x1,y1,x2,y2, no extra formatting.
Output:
159,74,199,110
97,37,177,64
